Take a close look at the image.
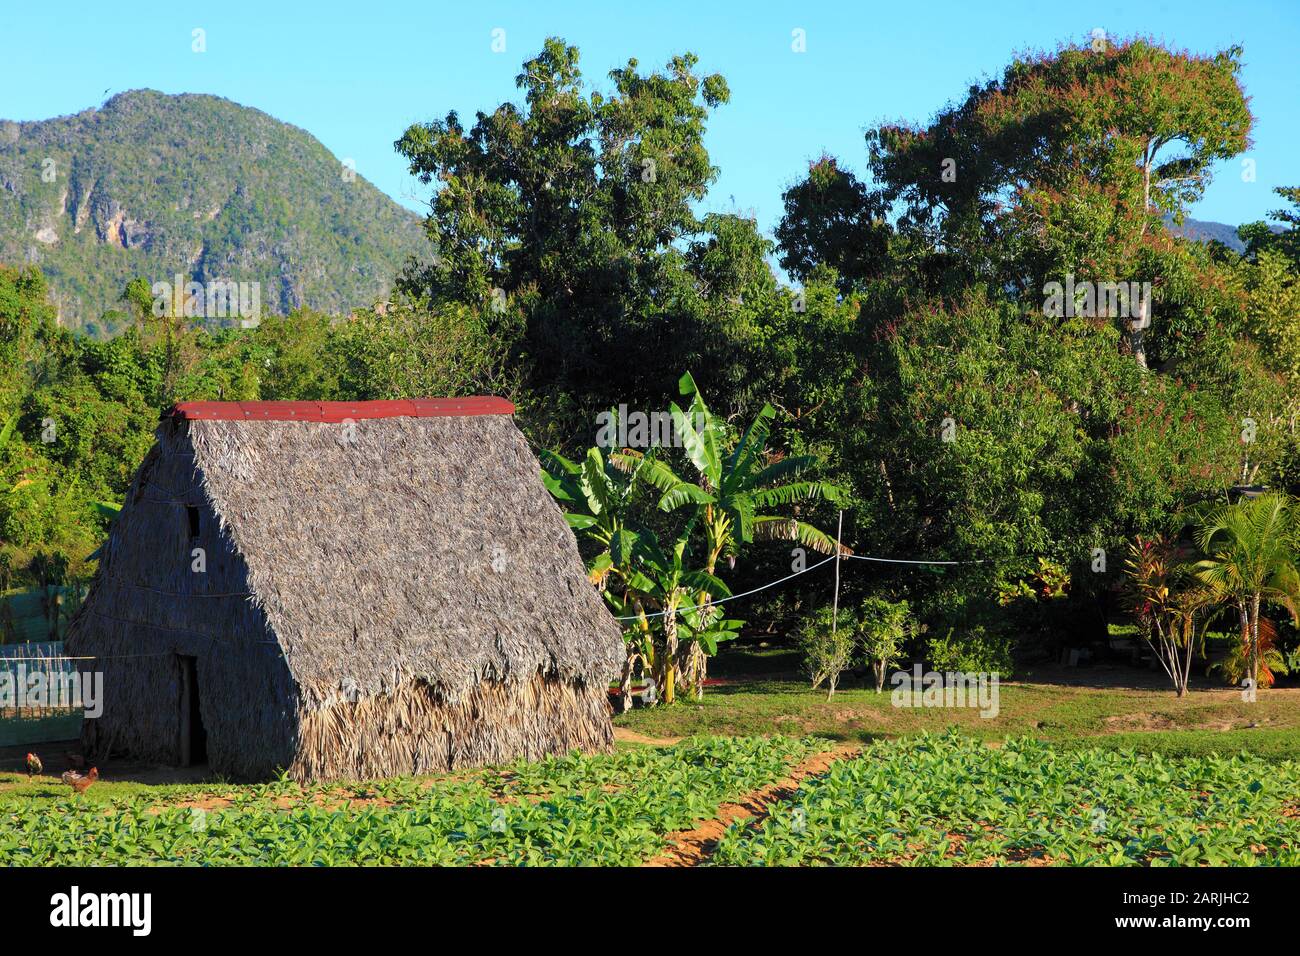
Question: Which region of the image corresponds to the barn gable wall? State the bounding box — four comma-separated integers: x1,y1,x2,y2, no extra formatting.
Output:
66,421,299,778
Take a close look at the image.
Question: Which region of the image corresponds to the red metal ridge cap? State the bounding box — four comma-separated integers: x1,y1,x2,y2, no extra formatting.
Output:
168,397,516,421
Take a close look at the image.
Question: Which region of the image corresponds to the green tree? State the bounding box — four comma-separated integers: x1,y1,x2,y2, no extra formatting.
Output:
775,156,891,295
1240,187,1300,268
798,604,857,698
834,287,1243,647
858,597,915,693
865,38,1252,367
395,37,731,424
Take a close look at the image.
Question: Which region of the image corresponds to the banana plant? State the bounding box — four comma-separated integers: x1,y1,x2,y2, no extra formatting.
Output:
616,522,734,705
615,372,847,696
540,438,679,706
539,441,660,564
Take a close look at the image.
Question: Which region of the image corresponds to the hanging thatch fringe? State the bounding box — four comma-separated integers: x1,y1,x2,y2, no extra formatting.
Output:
292,673,612,782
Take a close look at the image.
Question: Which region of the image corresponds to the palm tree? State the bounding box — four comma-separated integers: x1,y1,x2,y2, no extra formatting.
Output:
1192,492,1300,688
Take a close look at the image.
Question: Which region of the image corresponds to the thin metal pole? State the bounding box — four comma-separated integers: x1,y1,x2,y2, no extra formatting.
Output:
830,510,844,637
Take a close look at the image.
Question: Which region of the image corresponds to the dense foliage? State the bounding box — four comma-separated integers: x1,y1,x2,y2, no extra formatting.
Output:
3,35,1299,681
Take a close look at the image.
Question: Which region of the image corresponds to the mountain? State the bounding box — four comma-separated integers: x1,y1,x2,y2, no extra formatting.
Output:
1167,216,1244,251
1165,215,1281,254
0,90,427,332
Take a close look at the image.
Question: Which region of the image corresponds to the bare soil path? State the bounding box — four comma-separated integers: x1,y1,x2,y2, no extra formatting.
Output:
644,745,858,867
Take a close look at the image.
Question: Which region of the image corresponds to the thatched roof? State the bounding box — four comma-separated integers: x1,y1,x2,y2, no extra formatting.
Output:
166,398,623,709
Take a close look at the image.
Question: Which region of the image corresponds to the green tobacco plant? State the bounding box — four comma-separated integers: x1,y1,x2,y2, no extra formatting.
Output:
711,733,1300,866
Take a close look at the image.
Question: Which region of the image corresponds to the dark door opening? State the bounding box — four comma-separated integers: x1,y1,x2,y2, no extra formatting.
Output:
177,655,208,766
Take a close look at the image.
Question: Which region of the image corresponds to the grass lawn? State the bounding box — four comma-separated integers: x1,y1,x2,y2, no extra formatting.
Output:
614,646,1300,760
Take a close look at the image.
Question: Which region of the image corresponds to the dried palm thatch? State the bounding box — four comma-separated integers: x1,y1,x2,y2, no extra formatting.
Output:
65,400,624,781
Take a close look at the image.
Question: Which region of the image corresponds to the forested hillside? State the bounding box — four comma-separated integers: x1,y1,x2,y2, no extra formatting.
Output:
0,90,426,332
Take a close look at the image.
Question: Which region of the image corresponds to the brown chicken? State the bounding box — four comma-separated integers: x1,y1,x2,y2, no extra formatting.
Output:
25,753,42,777
60,767,98,793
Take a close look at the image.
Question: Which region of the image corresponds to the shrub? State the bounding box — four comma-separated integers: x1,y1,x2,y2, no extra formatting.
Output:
798,605,857,698
858,597,914,692
925,625,1015,677
1210,617,1291,689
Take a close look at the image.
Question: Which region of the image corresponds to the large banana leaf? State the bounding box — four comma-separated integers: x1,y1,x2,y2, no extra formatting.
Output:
658,482,714,512
670,401,721,485
608,527,638,568
751,480,843,508
747,455,819,491
539,467,578,502
723,495,755,544
579,447,613,516
680,569,733,597
538,447,582,476
724,403,776,495
753,516,843,555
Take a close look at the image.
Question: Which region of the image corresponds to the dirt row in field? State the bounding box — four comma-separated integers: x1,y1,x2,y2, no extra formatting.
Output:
643,745,857,867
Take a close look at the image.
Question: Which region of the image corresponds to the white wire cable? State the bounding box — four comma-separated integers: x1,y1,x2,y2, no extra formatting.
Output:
613,554,838,620
611,549,997,621
847,554,989,565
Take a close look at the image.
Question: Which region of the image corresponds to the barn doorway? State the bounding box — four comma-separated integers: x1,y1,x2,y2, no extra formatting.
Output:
177,655,208,766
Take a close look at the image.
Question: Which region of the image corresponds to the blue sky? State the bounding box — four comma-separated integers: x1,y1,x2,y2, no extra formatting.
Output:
3,1,1297,238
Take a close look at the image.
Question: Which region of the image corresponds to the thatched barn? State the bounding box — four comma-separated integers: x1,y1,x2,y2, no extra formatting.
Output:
65,398,623,782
